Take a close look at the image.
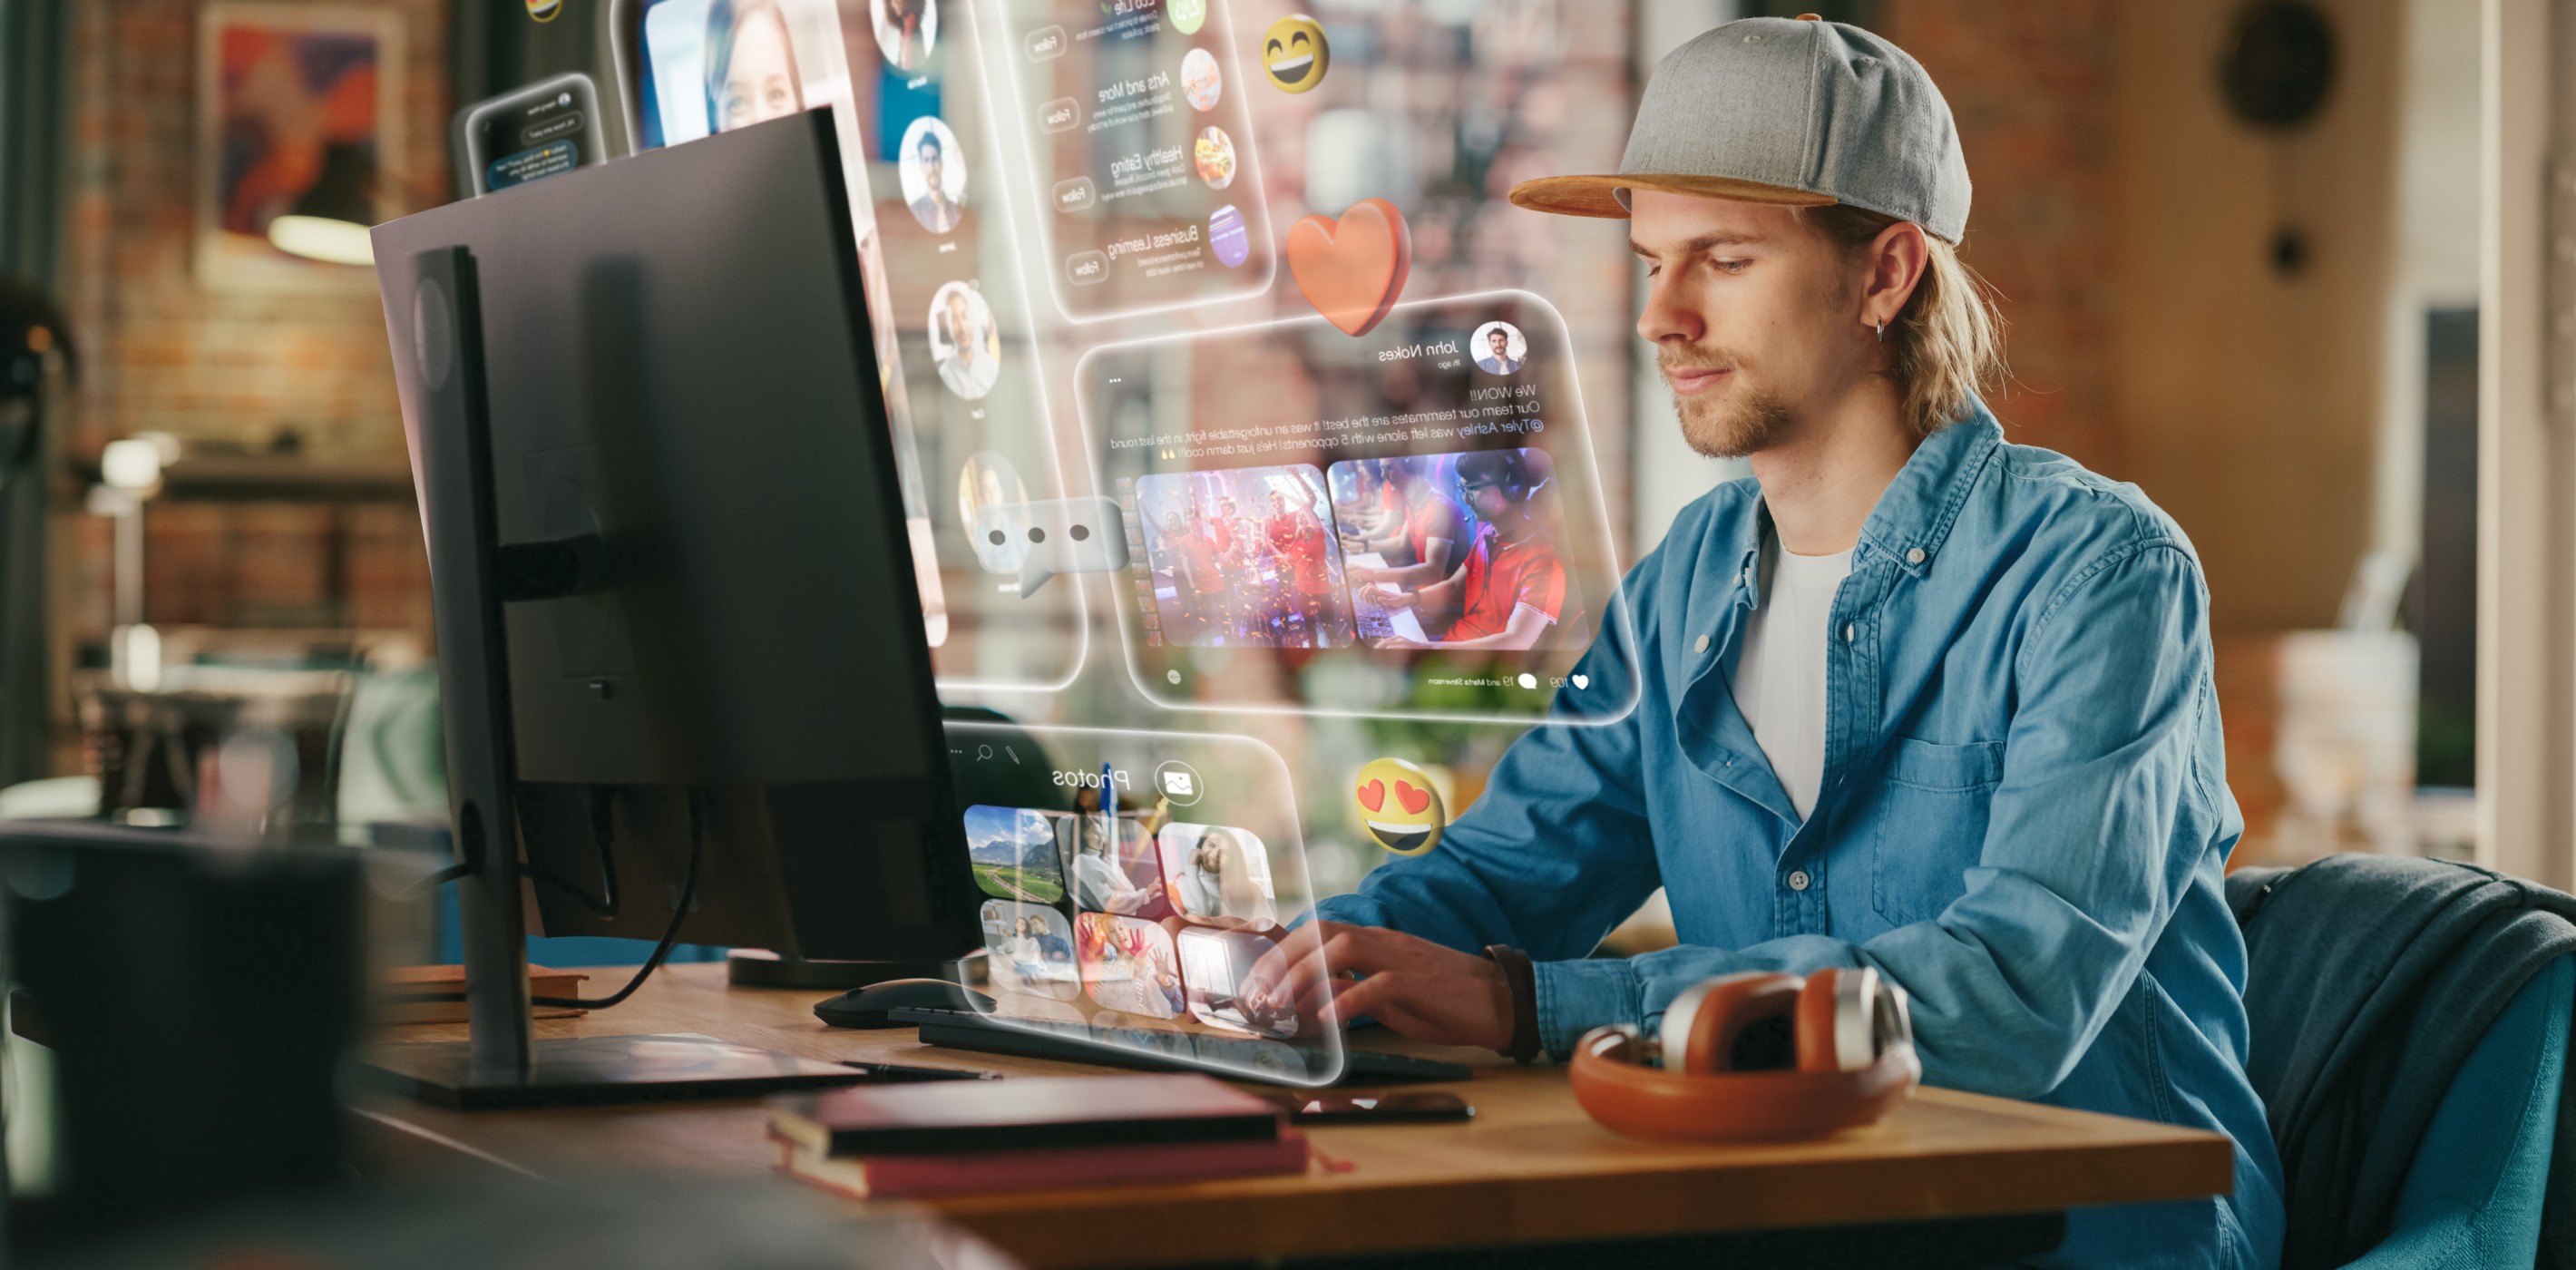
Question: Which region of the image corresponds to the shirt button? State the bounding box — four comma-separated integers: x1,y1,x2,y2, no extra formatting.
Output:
1787,870,1811,892
1907,547,1927,565
1694,633,1712,654
1842,622,1857,643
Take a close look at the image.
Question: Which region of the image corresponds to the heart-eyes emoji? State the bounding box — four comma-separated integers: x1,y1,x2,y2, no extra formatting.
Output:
1353,756,1445,856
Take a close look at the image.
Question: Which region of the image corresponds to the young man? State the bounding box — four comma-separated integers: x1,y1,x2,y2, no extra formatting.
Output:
1476,327,1521,375
1258,16,2284,1269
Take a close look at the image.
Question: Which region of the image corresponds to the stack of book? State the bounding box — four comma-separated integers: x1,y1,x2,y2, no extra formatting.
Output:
766,1073,1310,1199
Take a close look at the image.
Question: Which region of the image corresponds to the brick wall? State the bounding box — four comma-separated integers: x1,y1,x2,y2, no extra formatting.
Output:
1875,0,2124,473
56,0,447,652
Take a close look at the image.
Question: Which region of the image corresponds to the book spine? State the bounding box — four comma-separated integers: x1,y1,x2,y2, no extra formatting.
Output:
855,1131,1310,1198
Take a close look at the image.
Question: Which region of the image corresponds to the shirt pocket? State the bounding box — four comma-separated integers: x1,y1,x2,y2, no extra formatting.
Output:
1868,738,2007,927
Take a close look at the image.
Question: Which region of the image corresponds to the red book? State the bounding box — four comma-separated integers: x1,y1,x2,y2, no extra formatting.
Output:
768,1128,1312,1199
766,1073,1281,1158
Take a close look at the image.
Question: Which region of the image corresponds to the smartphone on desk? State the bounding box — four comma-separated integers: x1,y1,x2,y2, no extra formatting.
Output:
1273,1091,1473,1125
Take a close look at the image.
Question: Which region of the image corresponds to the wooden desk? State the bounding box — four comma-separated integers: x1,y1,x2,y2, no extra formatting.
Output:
356,964,2232,1268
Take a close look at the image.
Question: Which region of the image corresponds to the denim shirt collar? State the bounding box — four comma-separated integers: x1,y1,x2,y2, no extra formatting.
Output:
1722,398,2005,609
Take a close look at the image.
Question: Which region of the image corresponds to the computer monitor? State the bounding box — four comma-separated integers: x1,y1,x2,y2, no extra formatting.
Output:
366,109,982,1107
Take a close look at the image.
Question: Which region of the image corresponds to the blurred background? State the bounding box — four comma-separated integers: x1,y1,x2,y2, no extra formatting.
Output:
0,0,2561,956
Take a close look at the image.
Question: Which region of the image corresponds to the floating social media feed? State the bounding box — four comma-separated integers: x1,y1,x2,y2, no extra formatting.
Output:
1353,757,1443,855
1077,291,1639,724
991,0,1276,319
1286,200,1411,337
1261,15,1329,93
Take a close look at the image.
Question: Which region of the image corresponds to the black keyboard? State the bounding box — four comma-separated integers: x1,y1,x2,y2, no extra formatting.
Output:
890,1007,1473,1087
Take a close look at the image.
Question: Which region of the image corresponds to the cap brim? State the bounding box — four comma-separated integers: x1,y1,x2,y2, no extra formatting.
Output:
1507,173,1837,220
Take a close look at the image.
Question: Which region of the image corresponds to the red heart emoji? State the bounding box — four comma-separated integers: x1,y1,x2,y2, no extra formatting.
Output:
1357,778,1386,813
1286,199,1412,337
1396,780,1430,815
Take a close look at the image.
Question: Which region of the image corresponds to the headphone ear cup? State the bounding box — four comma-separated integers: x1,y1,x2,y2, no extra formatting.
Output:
1797,967,1886,1073
1662,972,1803,1075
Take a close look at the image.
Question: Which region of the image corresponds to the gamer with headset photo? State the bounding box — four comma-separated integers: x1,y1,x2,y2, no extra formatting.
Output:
1245,15,2285,1269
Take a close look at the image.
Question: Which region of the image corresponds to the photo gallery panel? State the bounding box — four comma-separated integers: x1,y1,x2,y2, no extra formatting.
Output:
967,804,1289,1038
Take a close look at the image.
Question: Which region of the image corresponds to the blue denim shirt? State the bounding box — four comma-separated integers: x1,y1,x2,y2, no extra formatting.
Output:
1318,405,2286,1269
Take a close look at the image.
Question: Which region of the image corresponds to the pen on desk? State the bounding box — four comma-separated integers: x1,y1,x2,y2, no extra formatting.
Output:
836,1060,1000,1081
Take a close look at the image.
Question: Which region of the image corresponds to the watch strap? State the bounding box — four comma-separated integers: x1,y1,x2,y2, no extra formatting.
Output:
1484,944,1540,1064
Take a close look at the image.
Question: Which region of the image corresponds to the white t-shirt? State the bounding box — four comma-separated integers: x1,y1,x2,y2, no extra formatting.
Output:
1728,540,1852,822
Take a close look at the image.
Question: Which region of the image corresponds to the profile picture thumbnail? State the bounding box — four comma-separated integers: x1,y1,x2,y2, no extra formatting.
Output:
1177,926,1296,1038
956,451,1030,574
1157,822,1276,923
1061,809,1171,919
898,115,966,233
1181,48,1223,112
1077,913,1186,1020
1472,321,1527,376
1193,125,1237,190
1209,204,1250,268
1328,449,1587,651
1137,465,1353,649
927,280,1001,400
704,0,811,133
981,899,1078,1001
965,804,1062,903
871,0,936,72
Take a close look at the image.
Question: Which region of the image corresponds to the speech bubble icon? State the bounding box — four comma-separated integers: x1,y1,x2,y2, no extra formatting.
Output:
974,495,1131,598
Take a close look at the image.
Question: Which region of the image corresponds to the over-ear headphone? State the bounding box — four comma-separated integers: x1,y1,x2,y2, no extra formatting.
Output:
1569,968,1920,1141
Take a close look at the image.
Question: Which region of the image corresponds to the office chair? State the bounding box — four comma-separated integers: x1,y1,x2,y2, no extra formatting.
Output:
2346,953,2569,1267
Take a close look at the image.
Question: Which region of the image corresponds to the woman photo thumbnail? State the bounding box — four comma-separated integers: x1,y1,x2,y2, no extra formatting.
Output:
1136,466,1352,650
1193,125,1237,190
927,281,1001,400
1177,926,1297,1038
981,899,1078,1001
1076,913,1186,1020
956,450,1030,574
965,804,1062,903
704,0,807,133
1332,448,1587,652
1157,823,1276,923
1062,811,1170,919
871,0,936,72
1181,47,1223,112
1472,321,1528,376
899,115,966,233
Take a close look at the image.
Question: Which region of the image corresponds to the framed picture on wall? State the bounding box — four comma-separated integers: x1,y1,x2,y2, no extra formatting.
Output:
196,3,404,292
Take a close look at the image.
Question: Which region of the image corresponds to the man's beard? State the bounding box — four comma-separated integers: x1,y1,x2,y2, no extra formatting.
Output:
1663,347,1794,459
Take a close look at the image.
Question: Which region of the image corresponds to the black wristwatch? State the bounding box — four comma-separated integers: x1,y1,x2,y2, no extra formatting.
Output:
1484,944,1541,1064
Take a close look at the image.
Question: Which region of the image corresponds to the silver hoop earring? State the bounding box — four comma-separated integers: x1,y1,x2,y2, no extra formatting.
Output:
1875,320,1887,344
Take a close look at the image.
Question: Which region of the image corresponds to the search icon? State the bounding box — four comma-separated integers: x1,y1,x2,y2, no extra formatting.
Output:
975,744,995,762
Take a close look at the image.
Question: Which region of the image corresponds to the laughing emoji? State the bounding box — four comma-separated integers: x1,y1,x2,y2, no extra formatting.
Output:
1262,15,1329,93
1355,757,1444,855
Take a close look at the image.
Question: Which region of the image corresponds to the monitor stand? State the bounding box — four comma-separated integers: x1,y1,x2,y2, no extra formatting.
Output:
362,246,867,1110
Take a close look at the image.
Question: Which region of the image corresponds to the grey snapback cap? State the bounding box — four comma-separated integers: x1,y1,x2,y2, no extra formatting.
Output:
1509,15,1971,243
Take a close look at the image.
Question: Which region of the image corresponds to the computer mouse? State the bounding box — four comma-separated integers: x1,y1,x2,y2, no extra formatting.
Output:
814,978,996,1030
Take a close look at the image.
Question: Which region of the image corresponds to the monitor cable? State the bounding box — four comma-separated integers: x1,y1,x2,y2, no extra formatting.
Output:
512,786,621,918
387,787,704,1012
532,788,703,1011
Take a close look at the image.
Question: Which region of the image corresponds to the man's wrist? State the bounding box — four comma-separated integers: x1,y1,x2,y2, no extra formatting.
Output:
1482,945,1540,1063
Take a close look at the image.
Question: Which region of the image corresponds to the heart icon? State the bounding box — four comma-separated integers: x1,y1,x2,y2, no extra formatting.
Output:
1357,778,1386,813
1396,780,1430,815
1285,199,1412,337
1570,674,1589,689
